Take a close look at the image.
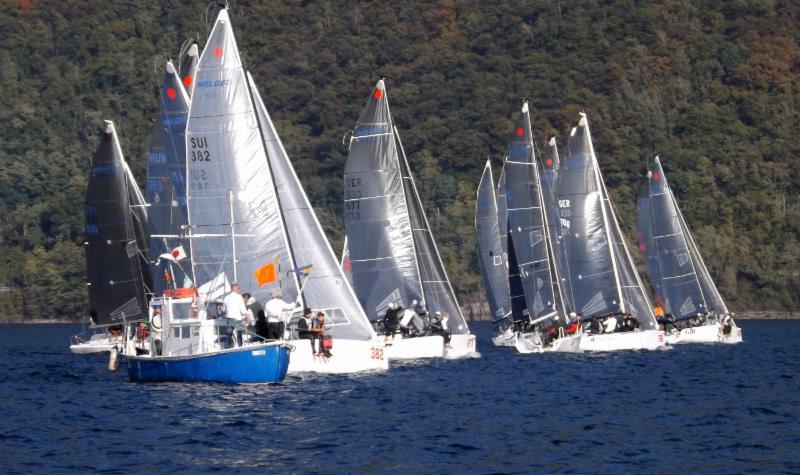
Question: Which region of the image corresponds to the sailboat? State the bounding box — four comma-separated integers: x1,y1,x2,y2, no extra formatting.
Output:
344,80,477,359
555,113,664,351
146,61,192,295
475,160,513,342
637,156,742,344
248,73,388,373
125,9,291,383
178,41,199,98
502,103,581,354
72,120,152,355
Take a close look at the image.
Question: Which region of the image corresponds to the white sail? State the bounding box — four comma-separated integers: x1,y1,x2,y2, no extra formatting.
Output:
248,73,375,341
185,9,299,306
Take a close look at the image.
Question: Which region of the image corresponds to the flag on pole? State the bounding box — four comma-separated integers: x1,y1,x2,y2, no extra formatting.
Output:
286,264,313,276
159,245,187,262
254,261,277,287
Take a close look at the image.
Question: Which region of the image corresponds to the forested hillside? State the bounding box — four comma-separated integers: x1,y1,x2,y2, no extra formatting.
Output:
1,0,798,319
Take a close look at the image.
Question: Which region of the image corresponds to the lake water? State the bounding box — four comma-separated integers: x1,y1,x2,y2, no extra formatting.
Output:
1,320,798,473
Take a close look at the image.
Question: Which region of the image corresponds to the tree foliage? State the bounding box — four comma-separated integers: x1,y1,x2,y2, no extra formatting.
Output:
1,0,798,319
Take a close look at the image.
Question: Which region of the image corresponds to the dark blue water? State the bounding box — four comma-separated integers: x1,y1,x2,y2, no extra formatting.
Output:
1,321,798,473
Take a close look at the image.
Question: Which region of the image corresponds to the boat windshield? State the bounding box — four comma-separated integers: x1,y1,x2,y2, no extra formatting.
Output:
172,302,193,320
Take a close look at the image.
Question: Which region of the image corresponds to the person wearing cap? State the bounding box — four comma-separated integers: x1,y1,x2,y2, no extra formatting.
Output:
264,288,298,340
430,311,452,348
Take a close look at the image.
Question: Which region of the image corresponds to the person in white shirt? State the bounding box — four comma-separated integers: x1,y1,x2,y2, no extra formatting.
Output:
264,289,298,340
223,283,248,345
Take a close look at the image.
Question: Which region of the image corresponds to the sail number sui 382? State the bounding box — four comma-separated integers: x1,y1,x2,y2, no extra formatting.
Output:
190,136,210,192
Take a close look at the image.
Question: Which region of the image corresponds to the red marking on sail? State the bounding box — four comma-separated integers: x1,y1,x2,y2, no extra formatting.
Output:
516,127,524,137
183,76,193,87
373,89,383,100
546,158,553,166
214,47,223,58
166,88,177,100
639,244,646,252
652,172,661,181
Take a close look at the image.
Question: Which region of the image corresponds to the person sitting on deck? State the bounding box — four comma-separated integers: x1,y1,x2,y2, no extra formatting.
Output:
620,313,639,332
382,303,400,342
603,315,618,333
430,311,452,348
296,307,316,355
310,311,333,357
565,312,581,335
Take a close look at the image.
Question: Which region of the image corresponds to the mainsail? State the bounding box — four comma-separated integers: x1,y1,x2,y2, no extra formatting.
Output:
344,80,423,320
497,161,527,321
85,121,152,325
503,103,560,323
637,157,727,318
185,9,299,306
249,73,374,340
475,161,511,321
146,61,191,294
557,113,656,327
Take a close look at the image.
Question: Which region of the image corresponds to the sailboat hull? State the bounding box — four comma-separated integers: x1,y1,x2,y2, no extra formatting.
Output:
70,335,122,355
665,323,742,345
385,335,444,359
445,334,479,359
126,343,290,383
580,329,665,352
514,333,582,354
492,328,518,347
286,339,388,374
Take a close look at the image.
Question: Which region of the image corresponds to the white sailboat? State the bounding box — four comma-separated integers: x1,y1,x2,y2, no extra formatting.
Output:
637,156,742,344
556,113,665,351
248,73,388,373
344,80,477,359
501,102,581,354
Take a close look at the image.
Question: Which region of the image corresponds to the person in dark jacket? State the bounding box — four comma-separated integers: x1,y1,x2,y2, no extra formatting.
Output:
254,312,269,340
383,303,400,343
296,307,316,355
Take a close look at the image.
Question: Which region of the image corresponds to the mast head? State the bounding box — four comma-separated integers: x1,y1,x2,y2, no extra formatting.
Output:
103,120,114,135
521,101,529,114
187,43,199,58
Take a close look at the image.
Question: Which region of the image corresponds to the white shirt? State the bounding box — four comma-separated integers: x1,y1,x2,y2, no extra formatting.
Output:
399,309,415,327
265,298,296,323
223,292,248,321
604,317,617,333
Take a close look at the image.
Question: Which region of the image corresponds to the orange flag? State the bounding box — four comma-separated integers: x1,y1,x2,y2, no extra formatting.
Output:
254,261,277,287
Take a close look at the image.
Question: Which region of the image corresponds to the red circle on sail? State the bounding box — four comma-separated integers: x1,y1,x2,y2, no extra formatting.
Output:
183,75,193,87
172,250,180,258
653,172,661,180
516,127,524,136
546,158,553,166
166,87,177,99
639,244,646,252
214,47,223,58
373,89,383,100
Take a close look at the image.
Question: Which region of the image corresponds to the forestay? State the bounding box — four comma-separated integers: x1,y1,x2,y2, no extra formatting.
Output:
249,73,374,341
146,62,191,294
475,160,511,322
344,80,423,321
503,103,559,323
185,9,298,306
85,121,152,325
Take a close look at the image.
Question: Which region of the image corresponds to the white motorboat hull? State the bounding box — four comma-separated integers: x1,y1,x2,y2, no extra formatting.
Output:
287,338,388,374
492,329,518,347
580,329,665,352
665,323,743,345
514,333,582,354
69,336,122,355
384,335,444,359
445,334,479,359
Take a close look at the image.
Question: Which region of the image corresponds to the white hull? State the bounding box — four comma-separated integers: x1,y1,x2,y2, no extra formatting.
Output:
580,329,665,352
514,333,582,354
384,335,444,359
492,329,518,347
665,323,743,345
70,336,121,355
286,338,388,374
445,334,479,359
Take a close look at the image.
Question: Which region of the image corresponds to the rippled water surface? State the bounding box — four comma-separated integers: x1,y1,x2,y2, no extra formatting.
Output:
1,321,799,473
